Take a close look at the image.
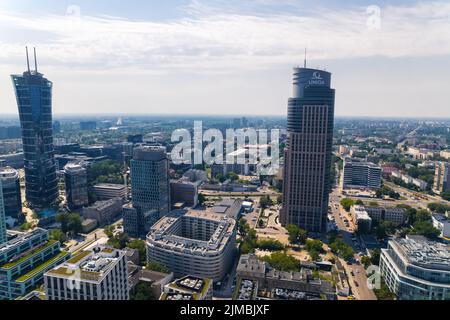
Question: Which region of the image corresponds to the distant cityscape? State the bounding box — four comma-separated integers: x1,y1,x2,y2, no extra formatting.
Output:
1,49,450,302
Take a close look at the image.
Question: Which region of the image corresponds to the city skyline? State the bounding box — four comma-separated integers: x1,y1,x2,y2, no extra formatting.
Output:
0,0,450,118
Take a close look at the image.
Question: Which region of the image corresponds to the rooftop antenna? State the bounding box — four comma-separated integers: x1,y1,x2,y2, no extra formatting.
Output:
304,48,307,68
33,47,38,73
25,46,31,73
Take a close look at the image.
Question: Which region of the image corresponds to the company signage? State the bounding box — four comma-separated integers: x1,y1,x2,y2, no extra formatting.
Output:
308,71,326,86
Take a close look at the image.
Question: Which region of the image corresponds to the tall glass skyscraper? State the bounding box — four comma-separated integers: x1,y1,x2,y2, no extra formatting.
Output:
123,146,170,238
281,67,335,233
11,48,58,209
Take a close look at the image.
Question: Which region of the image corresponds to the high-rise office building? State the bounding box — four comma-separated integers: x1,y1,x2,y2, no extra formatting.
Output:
123,146,170,237
342,158,382,190
281,67,335,233
11,48,58,209
0,167,22,221
433,162,450,195
64,163,89,210
0,180,7,244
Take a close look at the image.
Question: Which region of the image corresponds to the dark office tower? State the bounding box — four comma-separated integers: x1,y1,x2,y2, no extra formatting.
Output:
0,167,22,221
123,146,170,238
11,48,59,209
64,163,89,210
281,67,335,233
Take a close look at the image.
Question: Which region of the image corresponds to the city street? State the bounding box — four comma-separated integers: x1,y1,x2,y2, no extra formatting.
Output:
329,191,377,300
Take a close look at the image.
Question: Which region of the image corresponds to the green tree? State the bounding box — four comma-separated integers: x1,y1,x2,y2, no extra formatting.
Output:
260,195,273,209
257,239,285,251
340,198,355,212
130,282,156,300
127,239,147,265
146,262,170,273
286,225,307,245
261,252,300,272
49,229,67,243
198,193,206,206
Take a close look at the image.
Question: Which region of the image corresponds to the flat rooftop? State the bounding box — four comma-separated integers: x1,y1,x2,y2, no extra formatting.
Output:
148,209,236,254
394,236,450,271
46,246,125,283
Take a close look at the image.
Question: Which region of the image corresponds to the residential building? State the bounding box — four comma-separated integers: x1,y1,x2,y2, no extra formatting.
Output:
281,67,335,233
433,162,450,195
432,214,450,238
236,254,335,300
160,276,213,300
93,183,127,201
0,228,70,300
11,49,59,208
380,236,450,300
364,206,407,225
391,170,428,190
146,209,236,282
350,206,372,234
0,167,22,221
44,246,129,300
64,163,89,210
342,158,381,190
123,146,170,238
81,198,123,226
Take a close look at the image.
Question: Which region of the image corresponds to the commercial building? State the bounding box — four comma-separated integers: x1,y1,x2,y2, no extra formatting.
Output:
160,276,213,300
281,67,335,233
11,50,59,208
433,162,450,195
64,163,89,210
350,206,372,234
93,183,127,201
380,236,450,300
129,267,173,299
81,198,123,226
44,246,129,300
351,205,407,233
146,209,236,282
0,181,7,244
170,179,200,208
0,228,70,300
236,254,335,300
123,146,170,238
432,214,450,238
0,153,24,169
391,170,428,190
0,167,22,220
342,158,382,190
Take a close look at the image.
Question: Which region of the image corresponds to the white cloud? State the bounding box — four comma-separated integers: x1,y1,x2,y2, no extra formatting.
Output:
0,1,449,73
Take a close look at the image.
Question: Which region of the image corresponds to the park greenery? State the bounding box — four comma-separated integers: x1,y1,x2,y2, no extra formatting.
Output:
130,282,156,300
259,195,274,209
56,213,83,236
146,262,170,274
49,229,67,243
327,233,354,261
261,252,301,272
305,239,324,262
340,198,354,212
286,224,307,245
88,160,124,186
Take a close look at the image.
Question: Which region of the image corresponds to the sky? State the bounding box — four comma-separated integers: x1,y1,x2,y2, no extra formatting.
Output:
0,0,450,118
